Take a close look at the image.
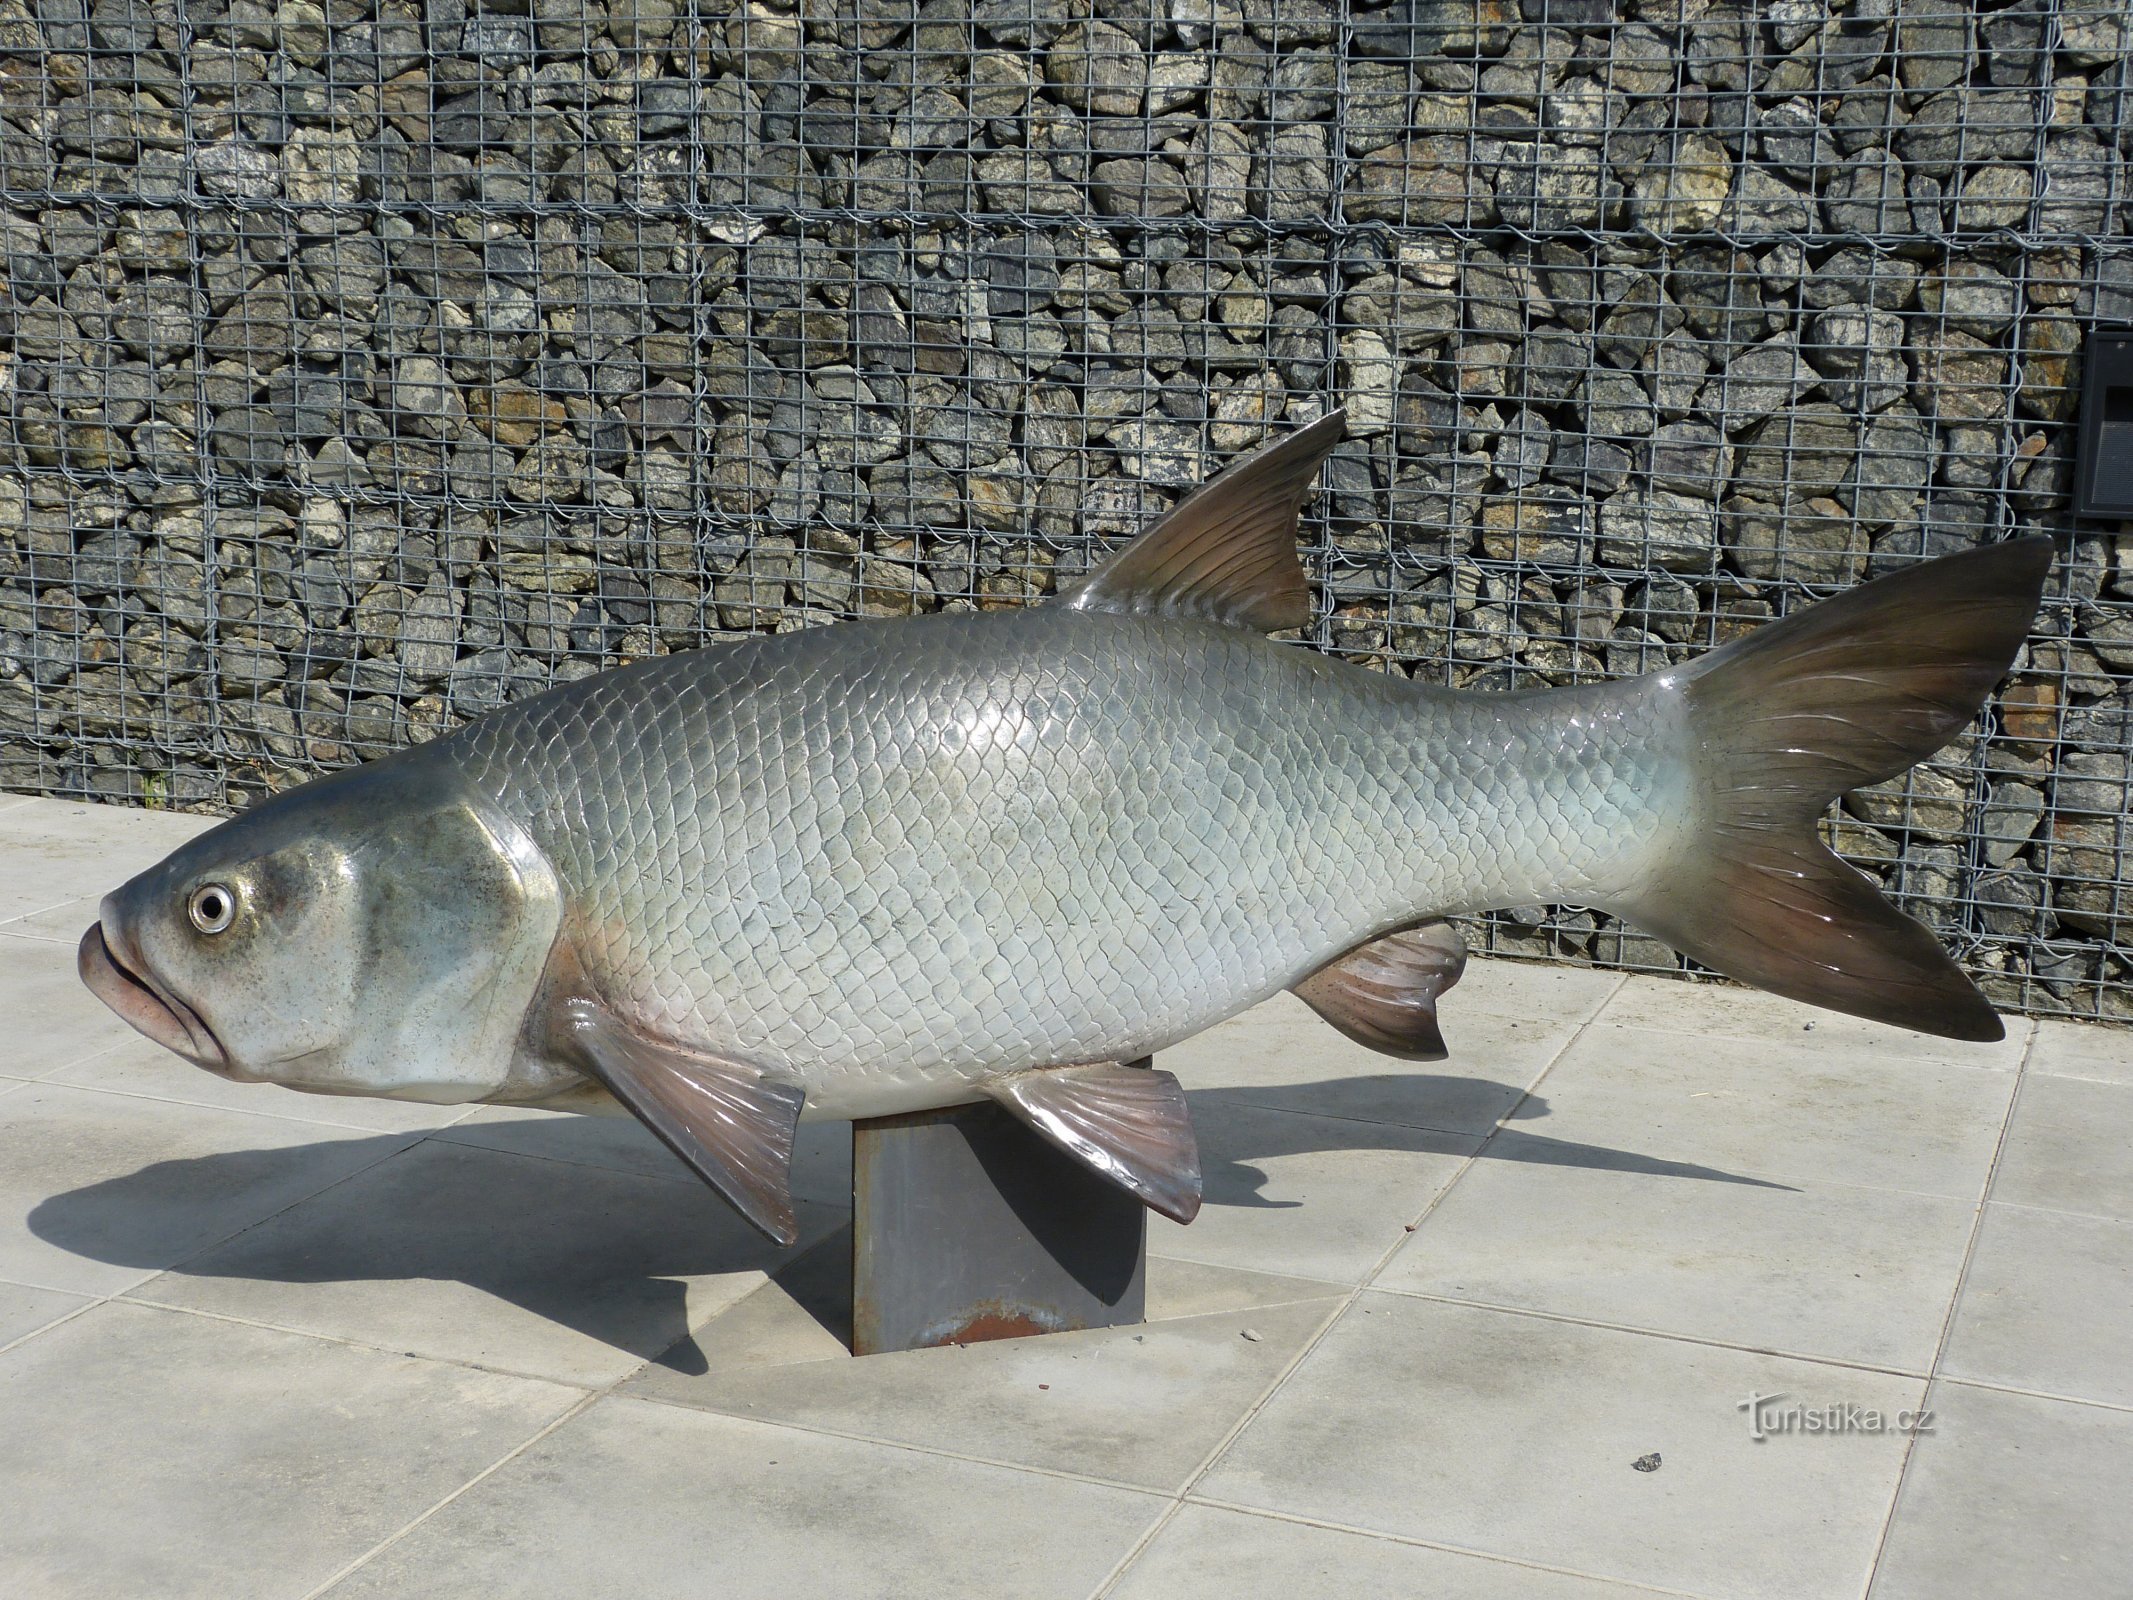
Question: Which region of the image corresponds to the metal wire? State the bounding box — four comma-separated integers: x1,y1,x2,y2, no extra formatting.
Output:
1,1,2128,1021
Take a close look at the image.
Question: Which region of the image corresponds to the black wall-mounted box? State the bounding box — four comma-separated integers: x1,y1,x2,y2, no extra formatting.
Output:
2075,327,2133,519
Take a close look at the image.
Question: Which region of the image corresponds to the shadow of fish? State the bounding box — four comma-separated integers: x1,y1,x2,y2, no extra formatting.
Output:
78,414,2054,1243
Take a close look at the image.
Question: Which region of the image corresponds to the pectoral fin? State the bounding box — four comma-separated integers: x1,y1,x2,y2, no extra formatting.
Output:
986,1061,1202,1224
563,999,805,1246
1292,921,1468,1061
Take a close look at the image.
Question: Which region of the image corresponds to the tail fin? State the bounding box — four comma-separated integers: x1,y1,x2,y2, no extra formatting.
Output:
1617,537,2056,1042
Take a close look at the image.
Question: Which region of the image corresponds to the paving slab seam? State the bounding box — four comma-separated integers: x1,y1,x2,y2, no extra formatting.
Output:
1177,1495,1713,1599
1141,1255,1350,1300
26,1075,490,1136
1929,1373,2133,1417
1973,1193,2133,1228
1359,1285,1941,1381
0,922,82,945
1855,1021,2039,1598
111,1290,621,1394
426,1126,714,1188
1,1039,139,1083
616,1392,1190,1499
128,1129,449,1294
298,1390,606,1600
1087,976,1629,1599
1191,1087,1542,1141
0,1291,104,1360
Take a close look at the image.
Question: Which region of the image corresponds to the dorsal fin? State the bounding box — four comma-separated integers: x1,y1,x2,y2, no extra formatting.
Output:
1057,410,1347,632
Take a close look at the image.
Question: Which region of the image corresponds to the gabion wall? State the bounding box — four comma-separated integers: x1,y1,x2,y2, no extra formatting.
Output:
1,0,2130,1019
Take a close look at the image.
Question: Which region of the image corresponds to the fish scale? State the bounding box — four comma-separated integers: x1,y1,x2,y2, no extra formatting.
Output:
447,605,1685,1120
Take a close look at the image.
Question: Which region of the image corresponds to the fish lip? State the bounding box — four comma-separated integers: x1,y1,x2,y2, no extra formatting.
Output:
78,916,229,1073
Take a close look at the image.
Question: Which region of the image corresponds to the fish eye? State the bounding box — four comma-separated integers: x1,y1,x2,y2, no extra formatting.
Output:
187,883,236,935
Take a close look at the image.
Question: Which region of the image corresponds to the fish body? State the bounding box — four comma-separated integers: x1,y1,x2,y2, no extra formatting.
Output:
79,414,2056,1242
447,606,1685,1120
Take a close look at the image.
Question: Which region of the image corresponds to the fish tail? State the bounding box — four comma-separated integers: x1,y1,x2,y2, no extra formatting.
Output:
1611,537,2055,1042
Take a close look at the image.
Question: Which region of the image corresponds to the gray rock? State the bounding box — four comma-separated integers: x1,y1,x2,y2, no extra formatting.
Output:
1578,368,1654,437
1255,123,1332,223
2060,0,2132,67
1893,0,1972,93
1734,406,1859,503
209,407,289,477
1820,149,1905,233
1846,768,1971,841
1846,409,1930,527
1804,308,1907,412
1704,337,1817,423
1545,432,1633,498
1895,90,2040,175
1918,262,2019,337
1645,421,1728,500
1981,781,2045,866
1955,166,2034,230
1491,408,1550,490
1723,496,1867,584
1597,489,1718,573
1044,21,1146,115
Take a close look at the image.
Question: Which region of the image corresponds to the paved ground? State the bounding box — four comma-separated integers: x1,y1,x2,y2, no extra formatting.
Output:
0,791,2127,1599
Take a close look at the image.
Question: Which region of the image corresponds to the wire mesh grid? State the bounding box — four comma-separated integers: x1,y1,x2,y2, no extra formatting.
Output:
1,0,2129,1020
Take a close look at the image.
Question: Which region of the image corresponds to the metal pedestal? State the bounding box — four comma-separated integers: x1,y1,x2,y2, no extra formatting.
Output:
850,1059,1152,1356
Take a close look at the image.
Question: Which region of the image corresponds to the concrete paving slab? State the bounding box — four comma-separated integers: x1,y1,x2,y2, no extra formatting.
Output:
48,1035,481,1133
1377,1155,1978,1371
0,1299,578,1600
0,1278,91,1348
0,798,214,925
1940,1202,2133,1409
2028,1017,2133,1086
1870,1381,2133,1600
0,1083,415,1295
1445,956,1623,1023
1112,1503,1663,1600
629,1295,1338,1491
1148,1096,1480,1284
317,1393,1165,1600
1602,972,2032,1070
1200,1293,1925,1599
134,1136,839,1387
1165,990,1582,1136
0,893,102,944
1990,1073,2133,1221
1528,1021,2017,1198
0,933,136,1079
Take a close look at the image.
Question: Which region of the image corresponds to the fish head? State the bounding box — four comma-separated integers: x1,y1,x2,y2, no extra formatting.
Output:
79,752,563,1103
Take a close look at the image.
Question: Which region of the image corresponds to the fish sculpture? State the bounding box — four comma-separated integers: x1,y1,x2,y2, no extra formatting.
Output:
79,415,2054,1244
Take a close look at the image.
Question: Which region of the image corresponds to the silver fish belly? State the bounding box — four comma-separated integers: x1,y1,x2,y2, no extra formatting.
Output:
447,607,1688,1120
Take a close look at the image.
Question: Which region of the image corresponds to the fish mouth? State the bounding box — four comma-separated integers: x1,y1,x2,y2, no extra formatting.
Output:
78,917,228,1073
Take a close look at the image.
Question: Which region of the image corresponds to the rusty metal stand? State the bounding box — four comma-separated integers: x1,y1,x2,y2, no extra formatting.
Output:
849,1059,1152,1356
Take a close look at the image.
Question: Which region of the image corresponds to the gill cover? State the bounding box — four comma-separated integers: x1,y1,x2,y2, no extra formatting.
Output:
95,750,563,1101
324,760,563,1098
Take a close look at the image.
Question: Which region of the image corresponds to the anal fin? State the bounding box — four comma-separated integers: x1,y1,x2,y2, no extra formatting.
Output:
1291,921,1468,1061
986,1061,1202,1224
563,999,806,1246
